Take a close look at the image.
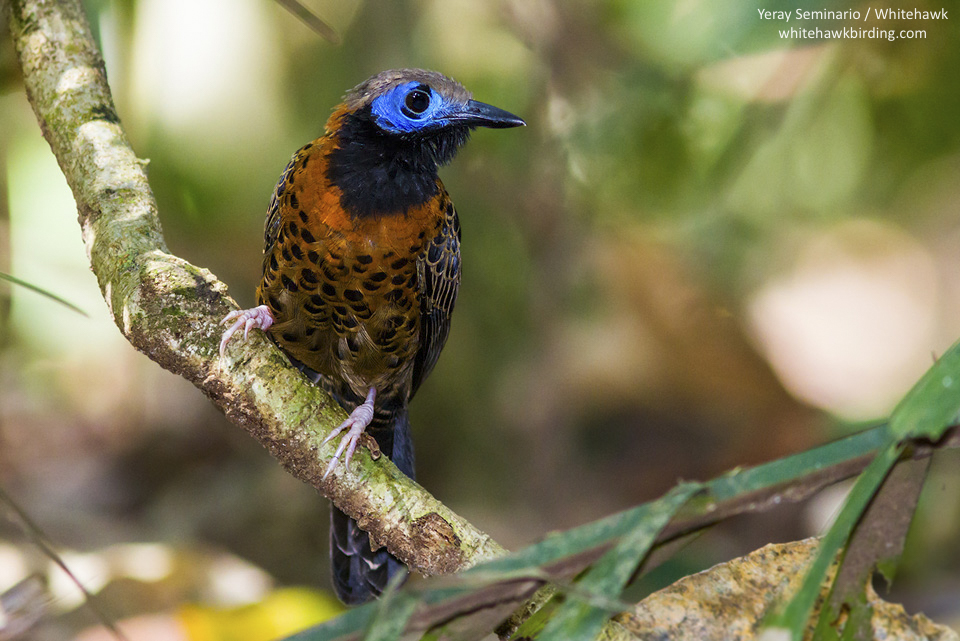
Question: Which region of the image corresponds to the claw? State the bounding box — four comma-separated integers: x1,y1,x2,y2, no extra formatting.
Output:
219,305,274,356
322,388,377,479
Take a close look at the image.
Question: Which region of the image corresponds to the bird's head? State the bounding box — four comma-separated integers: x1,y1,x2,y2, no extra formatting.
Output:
331,69,524,165
361,70,525,134
325,69,524,216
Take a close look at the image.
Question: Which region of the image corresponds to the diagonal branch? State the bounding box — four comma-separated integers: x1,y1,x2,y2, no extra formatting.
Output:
7,0,505,577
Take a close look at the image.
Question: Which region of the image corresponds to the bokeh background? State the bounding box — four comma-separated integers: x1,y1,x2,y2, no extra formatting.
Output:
2,0,960,638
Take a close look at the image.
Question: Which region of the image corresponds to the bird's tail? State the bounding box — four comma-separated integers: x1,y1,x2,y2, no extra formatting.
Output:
329,405,414,605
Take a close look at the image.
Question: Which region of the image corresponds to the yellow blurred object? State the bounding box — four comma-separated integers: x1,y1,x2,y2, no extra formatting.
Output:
178,588,344,641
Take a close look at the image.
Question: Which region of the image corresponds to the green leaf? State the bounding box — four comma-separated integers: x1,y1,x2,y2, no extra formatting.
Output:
703,427,889,504
280,575,419,641
509,592,561,639
363,576,419,641
471,429,895,583
282,424,904,641
282,422,936,641
0,272,88,317
814,456,930,640
537,483,701,641
888,336,960,440
760,443,903,641
762,335,960,641
283,606,373,641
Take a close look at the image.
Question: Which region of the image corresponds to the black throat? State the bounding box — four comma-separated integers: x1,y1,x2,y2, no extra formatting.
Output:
325,106,471,218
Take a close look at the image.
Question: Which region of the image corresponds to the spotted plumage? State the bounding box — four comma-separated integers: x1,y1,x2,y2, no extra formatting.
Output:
221,69,523,604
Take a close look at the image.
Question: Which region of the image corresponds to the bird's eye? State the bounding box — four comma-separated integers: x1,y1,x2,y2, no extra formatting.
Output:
403,88,431,117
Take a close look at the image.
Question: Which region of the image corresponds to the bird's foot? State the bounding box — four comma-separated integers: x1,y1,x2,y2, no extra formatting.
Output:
219,305,274,356
322,388,377,480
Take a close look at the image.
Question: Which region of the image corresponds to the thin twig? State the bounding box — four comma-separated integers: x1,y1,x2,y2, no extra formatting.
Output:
0,486,129,641
273,0,341,43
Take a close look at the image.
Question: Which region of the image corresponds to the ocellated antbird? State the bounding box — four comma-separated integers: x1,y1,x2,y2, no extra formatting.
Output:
220,69,524,604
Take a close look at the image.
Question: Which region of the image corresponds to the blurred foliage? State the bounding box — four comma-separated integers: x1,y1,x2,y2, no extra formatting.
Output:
2,0,960,637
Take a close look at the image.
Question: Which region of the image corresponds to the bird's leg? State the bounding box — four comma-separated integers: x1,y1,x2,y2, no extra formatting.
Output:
322,387,377,479
219,305,275,356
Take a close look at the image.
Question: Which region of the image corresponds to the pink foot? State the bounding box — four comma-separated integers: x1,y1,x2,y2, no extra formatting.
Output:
220,305,274,356
322,388,377,479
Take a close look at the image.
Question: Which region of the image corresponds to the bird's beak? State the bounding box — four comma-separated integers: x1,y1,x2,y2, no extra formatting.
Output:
451,100,526,129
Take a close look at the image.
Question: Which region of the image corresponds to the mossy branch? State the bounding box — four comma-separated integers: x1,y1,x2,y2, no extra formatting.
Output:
7,0,505,578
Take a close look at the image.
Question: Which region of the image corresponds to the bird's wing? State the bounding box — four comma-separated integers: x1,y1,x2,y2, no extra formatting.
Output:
262,151,303,256
411,204,461,397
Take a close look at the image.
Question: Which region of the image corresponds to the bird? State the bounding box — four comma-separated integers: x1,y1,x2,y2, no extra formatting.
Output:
219,69,524,604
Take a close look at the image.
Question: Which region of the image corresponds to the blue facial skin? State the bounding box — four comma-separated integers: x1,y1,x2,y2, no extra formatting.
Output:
370,81,457,134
